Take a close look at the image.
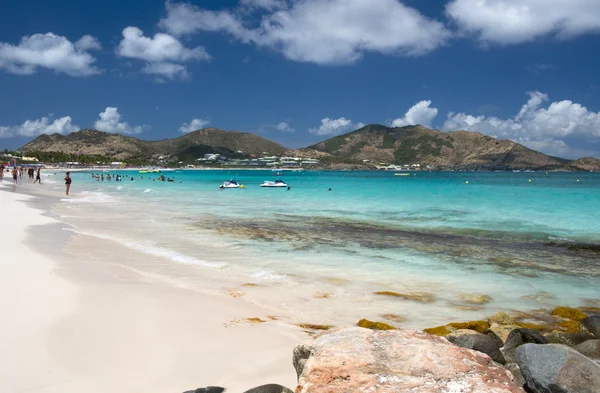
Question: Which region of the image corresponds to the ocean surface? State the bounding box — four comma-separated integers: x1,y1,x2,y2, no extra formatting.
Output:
17,169,600,327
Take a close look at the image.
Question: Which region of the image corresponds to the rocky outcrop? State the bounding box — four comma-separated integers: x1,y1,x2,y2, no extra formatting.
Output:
293,327,524,393
516,343,600,393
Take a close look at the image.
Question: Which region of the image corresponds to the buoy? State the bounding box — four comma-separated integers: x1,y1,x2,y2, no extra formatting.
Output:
545,172,548,175
577,180,580,182
465,181,469,184
528,179,532,183
240,184,245,188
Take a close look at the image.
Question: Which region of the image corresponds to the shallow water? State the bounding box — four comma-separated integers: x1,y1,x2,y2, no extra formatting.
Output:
29,169,600,327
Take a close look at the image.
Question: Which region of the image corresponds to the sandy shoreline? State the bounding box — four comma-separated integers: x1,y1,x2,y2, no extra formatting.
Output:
0,187,307,393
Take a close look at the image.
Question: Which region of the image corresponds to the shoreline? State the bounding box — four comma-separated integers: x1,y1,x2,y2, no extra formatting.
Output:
0,188,308,392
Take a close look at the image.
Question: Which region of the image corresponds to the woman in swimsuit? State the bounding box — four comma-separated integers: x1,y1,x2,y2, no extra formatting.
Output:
33,168,41,184
64,172,72,195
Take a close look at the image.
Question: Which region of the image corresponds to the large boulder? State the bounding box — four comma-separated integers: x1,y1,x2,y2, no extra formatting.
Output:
504,328,548,350
545,331,595,347
581,316,600,338
573,339,600,363
446,332,506,364
293,327,524,393
242,384,293,393
516,343,600,393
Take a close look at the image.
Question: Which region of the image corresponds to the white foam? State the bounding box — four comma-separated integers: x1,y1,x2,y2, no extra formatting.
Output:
144,189,152,193
251,270,289,282
60,191,114,204
63,228,228,269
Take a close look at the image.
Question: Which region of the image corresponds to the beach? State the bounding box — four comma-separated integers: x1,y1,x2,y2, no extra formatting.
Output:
1,169,599,392
0,188,306,393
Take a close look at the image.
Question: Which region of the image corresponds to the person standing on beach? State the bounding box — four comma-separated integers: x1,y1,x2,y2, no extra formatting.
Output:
0,165,4,182
12,167,18,184
33,168,41,184
64,172,72,195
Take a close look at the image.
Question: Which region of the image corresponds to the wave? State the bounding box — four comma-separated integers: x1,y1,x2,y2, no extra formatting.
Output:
60,191,114,204
251,270,290,282
63,228,229,269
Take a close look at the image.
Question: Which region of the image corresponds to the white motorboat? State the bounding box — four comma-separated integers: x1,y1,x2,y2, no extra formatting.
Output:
220,179,242,188
260,179,288,188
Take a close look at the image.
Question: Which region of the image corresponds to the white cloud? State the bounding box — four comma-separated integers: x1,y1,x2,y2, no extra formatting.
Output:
309,117,364,136
159,0,449,65
179,118,210,133
446,0,600,44
74,35,102,51
442,91,600,158
0,115,79,138
0,33,101,76
240,0,286,10
94,107,145,135
275,122,295,132
392,100,438,127
116,26,211,79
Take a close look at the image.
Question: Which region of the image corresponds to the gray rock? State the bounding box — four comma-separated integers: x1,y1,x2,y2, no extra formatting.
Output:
504,328,548,350
574,339,600,362
504,362,526,388
183,387,225,393
581,316,600,338
446,332,506,364
516,343,600,393
483,328,506,348
545,331,595,347
242,384,293,393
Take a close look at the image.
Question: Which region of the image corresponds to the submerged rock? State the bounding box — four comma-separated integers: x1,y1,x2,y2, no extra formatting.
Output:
489,312,517,326
581,315,600,338
357,319,396,330
446,332,506,364
516,343,600,393
551,306,587,321
457,293,492,305
373,291,436,303
573,339,600,362
294,327,524,393
242,384,293,393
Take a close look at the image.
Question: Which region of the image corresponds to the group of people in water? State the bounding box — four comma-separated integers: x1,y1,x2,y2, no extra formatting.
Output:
0,165,41,185
90,173,179,183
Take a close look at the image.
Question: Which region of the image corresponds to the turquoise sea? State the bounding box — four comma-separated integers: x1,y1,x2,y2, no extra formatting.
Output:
30,170,600,327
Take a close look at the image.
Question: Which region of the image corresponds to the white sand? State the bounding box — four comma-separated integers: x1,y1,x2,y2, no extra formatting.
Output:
0,190,307,393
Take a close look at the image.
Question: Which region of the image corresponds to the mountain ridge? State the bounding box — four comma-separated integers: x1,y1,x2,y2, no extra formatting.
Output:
18,125,599,170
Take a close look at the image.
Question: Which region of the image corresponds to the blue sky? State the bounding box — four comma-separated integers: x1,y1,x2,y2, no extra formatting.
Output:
1,0,599,158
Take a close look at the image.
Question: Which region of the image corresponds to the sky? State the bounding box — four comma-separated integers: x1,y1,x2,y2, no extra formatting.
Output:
0,0,599,159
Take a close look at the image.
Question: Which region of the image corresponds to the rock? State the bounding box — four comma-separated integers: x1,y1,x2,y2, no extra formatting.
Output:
574,339,600,362
242,384,293,393
458,293,492,305
373,291,436,303
504,328,548,350
446,332,506,364
504,363,526,388
294,327,524,393
423,320,489,336
446,329,482,340
483,328,506,348
357,319,396,330
183,387,225,393
551,306,587,321
581,315,600,338
516,343,600,393
544,331,595,347
489,312,517,326
488,324,521,343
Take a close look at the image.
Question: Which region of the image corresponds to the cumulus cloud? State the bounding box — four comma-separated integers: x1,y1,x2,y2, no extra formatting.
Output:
442,91,600,158
0,33,102,76
0,115,79,138
392,100,438,127
309,117,364,136
446,0,600,44
179,118,210,133
94,107,145,135
240,0,286,10
275,122,295,132
159,0,449,65
116,26,211,79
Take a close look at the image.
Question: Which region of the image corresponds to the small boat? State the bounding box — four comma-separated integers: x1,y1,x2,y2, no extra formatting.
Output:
260,179,288,188
394,173,410,176
220,179,242,188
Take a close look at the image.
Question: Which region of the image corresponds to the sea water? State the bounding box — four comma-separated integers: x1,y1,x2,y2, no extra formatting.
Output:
42,170,600,327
